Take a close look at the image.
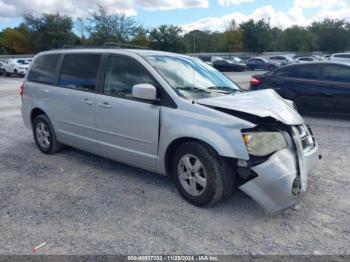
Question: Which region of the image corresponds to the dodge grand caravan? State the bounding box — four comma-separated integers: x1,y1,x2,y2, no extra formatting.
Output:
21,48,319,213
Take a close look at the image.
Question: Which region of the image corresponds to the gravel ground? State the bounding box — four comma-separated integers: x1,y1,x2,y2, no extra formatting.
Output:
0,76,349,255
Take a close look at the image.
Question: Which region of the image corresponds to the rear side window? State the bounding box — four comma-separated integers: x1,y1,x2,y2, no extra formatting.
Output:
59,54,101,92
28,54,60,84
103,56,156,98
322,65,350,83
287,65,320,80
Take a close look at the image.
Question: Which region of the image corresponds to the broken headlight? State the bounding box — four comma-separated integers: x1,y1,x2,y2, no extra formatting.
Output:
242,132,288,156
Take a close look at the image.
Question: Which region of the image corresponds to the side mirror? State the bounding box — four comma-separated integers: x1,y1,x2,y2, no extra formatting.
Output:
132,83,157,101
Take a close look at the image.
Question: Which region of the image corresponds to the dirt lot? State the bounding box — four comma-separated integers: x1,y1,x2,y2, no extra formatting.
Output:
0,76,349,255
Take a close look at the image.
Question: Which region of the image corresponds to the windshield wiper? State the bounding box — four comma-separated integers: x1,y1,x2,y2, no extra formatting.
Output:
177,87,211,93
207,86,239,93
207,86,246,93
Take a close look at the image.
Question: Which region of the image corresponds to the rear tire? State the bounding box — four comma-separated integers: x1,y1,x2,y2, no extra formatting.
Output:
14,70,18,78
32,115,63,154
171,142,235,207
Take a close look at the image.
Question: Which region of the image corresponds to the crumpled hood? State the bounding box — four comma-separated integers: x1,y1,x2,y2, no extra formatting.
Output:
197,89,303,125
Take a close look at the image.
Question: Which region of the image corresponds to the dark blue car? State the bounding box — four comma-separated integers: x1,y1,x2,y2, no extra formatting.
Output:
250,62,350,113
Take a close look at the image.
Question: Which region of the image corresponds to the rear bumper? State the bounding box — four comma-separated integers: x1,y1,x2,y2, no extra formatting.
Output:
239,126,318,213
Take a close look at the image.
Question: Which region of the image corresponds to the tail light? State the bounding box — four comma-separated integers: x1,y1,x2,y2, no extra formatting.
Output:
19,83,24,101
250,77,261,87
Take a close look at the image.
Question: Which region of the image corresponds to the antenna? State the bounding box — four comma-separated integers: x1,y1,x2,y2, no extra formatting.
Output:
192,30,196,88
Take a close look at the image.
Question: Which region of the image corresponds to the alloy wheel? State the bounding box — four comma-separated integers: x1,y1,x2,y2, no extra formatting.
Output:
36,122,51,149
178,154,207,196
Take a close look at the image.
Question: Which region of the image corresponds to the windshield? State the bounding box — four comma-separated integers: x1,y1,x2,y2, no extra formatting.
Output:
144,55,241,99
259,57,269,62
17,59,29,65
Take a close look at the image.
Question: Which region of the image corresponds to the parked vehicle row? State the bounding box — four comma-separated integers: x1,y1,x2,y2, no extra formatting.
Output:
21,48,319,213
198,55,283,72
250,61,350,113
197,52,350,71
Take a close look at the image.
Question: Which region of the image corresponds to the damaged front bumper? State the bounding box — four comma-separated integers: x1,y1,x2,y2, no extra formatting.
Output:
239,126,319,213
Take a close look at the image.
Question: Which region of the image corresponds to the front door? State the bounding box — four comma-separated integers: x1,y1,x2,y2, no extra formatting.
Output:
279,64,323,112
96,55,160,170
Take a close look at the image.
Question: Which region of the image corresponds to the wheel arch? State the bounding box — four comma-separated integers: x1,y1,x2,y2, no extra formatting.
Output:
164,137,222,174
30,108,47,126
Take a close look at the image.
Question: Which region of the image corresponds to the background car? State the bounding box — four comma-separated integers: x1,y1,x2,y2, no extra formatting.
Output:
212,58,248,72
2,58,30,77
330,53,350,63
238,55,251,62
245,57,281,71
295,56,318,62
250,62,350,113
197,55,215,66
268,55,296,65
198,55,212,63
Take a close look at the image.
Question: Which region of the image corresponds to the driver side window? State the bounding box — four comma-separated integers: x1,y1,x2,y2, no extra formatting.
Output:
104,56,156,98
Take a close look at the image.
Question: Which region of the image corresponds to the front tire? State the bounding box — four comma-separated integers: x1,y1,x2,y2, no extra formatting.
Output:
32,115,63,154
171,142,235,207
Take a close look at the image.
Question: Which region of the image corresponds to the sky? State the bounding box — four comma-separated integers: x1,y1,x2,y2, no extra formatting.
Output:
0,0,350,32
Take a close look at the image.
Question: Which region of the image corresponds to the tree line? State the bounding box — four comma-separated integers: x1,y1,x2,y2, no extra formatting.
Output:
1,5,350,55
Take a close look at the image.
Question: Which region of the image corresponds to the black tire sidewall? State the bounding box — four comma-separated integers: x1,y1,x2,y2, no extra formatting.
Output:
172,142,222,207
32,115,54,154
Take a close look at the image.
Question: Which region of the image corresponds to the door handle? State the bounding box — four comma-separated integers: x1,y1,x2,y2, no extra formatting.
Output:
99,102,111,108
82,98,93,105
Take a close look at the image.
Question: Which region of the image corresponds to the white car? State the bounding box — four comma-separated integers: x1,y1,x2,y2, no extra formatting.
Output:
329,53,350,63
2,58,30,77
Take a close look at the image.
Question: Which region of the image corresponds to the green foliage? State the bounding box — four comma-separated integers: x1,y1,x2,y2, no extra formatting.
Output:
279,26,317,52
87,4,139,45
149,25,185,52
130,27,150,48
310,19,350,53
240,19,272,53
23,13,77,51
224,20,243,52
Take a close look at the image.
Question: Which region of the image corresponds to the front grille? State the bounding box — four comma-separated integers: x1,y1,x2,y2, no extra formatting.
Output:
296,125,315,152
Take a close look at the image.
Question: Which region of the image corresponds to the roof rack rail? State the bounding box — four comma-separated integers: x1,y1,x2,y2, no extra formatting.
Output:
104,42,151,49
60,42,151,50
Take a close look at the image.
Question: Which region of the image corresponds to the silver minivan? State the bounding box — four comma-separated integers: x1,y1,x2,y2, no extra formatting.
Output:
21,48,319,213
